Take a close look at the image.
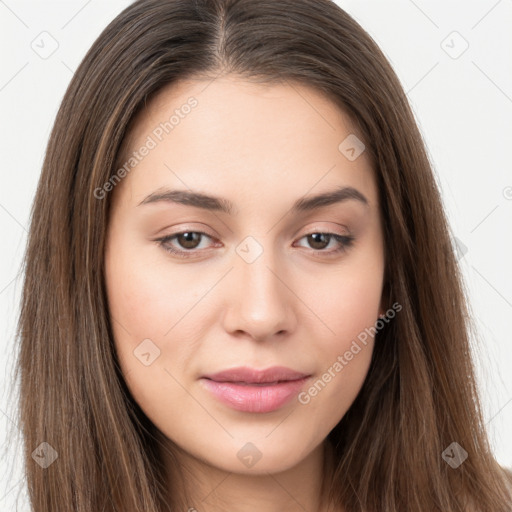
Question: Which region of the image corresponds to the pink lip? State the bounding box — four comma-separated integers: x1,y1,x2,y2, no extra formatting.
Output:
200,366,311,413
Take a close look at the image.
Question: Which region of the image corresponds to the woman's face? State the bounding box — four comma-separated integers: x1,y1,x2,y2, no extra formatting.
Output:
104,75,385,474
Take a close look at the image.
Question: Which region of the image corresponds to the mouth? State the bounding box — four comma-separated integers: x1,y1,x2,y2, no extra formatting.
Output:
200,366,311,413
202,365,310,384
211,380,286,386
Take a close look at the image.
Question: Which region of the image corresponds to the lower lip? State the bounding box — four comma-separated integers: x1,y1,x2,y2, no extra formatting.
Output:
200,377,309,413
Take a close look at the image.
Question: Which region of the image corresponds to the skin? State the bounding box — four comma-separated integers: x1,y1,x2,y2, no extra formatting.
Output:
104,74,386,512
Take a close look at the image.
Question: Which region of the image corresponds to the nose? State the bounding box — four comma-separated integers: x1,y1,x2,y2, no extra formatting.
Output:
221,242,297,342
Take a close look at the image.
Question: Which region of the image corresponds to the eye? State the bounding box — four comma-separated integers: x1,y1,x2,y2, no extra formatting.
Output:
155,230,355,259
294,232,355,255
156,231,216,258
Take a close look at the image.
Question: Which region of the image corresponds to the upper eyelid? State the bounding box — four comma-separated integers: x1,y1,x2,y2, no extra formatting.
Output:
160,220,351,238
159,230,216,242
158,229,350,247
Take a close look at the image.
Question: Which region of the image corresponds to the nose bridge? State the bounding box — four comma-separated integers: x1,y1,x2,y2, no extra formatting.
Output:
224,235,293,339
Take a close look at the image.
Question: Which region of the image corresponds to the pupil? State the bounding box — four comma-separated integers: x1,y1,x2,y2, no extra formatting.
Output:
179,232,200,249
309,233,329,250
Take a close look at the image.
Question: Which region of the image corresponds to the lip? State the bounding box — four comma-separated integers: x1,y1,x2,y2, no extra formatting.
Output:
200,366,311,413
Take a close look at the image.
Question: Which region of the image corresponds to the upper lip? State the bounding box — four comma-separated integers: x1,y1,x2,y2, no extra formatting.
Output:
202,366,310,384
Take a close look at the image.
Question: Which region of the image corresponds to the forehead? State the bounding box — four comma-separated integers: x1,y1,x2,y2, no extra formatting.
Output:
131,74,358,145
114,74,378,210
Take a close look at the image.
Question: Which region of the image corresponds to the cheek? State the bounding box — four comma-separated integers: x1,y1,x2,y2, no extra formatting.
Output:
104,236,217,414
105,240,201,349
311,257,384,347
295,287,379,437
104,236,171,378
297,257,383,415
104,247,195,427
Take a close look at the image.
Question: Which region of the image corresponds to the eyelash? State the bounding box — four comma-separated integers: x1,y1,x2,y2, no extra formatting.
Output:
154,230,355,259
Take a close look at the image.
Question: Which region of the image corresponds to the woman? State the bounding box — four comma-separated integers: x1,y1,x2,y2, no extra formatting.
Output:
13,0,512,510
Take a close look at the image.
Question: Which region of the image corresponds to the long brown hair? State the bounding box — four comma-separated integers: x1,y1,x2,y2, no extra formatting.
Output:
11,0,512,510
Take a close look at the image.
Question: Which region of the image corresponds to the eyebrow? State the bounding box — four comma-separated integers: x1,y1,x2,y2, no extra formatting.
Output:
137,185,369,214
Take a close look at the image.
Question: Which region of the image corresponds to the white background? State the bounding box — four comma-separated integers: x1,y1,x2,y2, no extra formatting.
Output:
1,0,511,509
